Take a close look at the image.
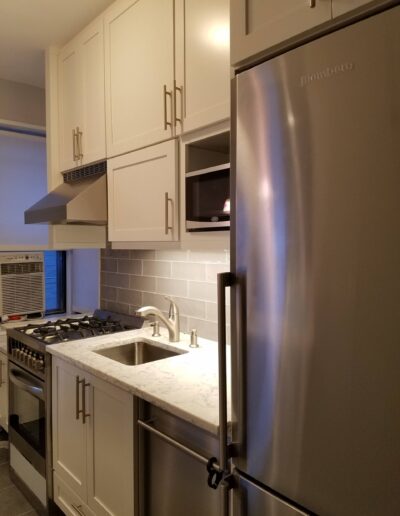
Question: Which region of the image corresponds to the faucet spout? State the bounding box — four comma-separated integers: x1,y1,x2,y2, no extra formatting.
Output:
136,302,180,342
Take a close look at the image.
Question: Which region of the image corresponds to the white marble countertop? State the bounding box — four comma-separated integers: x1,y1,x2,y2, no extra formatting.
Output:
47,327,230,436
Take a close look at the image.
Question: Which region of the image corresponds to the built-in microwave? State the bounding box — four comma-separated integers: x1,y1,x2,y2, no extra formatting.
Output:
185,163,230,232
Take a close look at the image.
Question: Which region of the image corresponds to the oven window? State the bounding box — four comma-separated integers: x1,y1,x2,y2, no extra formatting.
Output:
44,250,66,315
186,169,230,222
9,369,46,458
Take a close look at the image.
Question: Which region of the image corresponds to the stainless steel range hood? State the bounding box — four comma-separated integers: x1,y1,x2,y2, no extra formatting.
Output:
24,173,107,225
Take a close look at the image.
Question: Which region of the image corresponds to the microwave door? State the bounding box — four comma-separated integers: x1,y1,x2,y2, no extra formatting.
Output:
186,165,230,232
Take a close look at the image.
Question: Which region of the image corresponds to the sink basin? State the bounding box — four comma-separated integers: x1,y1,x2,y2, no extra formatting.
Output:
95,341,183,365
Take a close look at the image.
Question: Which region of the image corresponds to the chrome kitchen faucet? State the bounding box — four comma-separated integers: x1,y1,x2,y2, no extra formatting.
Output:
136,297,180,342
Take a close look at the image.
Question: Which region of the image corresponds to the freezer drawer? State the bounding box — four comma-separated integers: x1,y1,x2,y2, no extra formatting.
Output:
234,473,309,516
138,403,221,516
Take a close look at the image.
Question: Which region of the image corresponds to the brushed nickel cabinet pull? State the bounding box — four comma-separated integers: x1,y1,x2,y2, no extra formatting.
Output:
163,85,172,130
82,380,90,424
174,80,183,125
76,376,83,420
72,129,78,161
164,192,173,235
76,126,83,160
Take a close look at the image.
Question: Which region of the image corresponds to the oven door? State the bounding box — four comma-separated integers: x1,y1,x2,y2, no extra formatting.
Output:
186,165,230,232
8,361,46,476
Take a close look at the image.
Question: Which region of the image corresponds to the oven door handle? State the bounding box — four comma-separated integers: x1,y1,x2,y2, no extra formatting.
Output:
9,369,44,401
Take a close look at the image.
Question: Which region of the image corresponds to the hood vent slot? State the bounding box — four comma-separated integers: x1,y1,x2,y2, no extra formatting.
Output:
63,160,107,184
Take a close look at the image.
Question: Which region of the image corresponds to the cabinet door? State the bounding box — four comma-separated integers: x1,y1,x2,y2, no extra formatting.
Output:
58,43,82,171
80,19,107,166
175,0,230,133
52,358,87,501
231,0,332,67
87,374,134,516
332,0,371,17
0,351,8,432
108,139,178,242
104,0,175,157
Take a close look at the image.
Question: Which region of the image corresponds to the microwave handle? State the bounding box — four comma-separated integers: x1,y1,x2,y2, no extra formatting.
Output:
9,368,44,400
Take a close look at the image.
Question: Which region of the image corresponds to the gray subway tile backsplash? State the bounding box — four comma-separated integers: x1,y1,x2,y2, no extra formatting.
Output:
100,248,231,342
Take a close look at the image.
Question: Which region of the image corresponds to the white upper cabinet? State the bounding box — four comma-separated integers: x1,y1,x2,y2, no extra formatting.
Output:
58,18,106,171
58,45,81,171
332,0,372,17
231,0,332,67
104,0,175,157
104,0,230,158
108,140,178,243
175,0,230,133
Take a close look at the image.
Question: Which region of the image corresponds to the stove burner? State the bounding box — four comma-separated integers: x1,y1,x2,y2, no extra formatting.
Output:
15,315,134,344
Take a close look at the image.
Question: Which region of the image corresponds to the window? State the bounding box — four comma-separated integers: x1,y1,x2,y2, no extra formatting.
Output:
44,251,66,314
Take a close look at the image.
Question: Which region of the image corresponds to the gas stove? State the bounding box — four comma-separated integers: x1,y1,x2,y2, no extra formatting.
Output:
6,310,143,513
6,309,143,377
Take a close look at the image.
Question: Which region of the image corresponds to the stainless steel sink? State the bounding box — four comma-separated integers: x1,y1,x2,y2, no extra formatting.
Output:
94,341,183,365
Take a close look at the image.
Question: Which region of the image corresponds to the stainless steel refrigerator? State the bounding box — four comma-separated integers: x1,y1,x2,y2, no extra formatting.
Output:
221,4,400,515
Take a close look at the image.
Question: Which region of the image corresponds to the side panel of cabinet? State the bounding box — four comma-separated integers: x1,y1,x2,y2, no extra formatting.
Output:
52,358,87,501
104,0,175,157
175,0,230,133
80,19,107,165
58,45,81,171
0,351,8,432
87,374,134,516
108,139,179,242
230,0,332,67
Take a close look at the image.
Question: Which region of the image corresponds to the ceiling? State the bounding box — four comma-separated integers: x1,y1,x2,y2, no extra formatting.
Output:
0,0,114,89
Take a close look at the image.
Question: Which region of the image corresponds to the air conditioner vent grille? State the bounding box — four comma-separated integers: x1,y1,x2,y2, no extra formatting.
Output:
1,262,43,275
1,273,44,316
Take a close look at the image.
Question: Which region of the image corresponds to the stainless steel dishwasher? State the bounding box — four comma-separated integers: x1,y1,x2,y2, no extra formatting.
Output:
138,402,222,516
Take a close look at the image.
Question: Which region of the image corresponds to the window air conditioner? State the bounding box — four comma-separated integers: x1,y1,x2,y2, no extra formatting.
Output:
0,252,45,320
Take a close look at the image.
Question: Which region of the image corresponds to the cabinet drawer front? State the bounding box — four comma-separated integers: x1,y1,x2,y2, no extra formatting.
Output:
54,472,95,516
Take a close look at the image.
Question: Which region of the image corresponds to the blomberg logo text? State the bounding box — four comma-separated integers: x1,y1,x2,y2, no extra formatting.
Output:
300,63,355,87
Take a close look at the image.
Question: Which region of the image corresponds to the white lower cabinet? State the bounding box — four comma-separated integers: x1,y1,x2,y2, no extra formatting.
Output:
108,139,179,245
0,349,8,432
52,357,134,516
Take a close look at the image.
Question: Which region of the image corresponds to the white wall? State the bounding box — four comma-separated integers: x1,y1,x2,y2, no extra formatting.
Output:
0,79,45,127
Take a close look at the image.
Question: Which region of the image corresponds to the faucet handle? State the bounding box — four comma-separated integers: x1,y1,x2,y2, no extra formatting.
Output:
164,296,179,319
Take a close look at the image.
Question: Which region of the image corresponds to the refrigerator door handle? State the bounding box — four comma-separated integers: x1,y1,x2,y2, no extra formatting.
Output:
217,272,235,471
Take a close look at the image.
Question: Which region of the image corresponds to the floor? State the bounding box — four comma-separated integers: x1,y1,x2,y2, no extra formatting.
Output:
0,429,38,516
